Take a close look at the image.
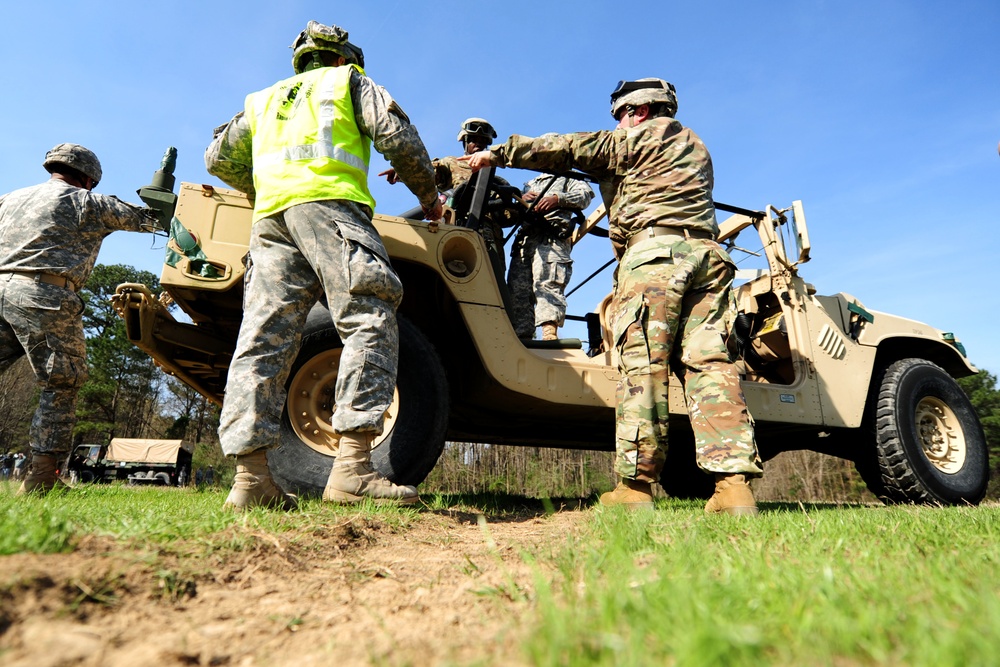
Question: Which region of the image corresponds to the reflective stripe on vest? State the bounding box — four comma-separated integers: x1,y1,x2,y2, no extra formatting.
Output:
246,65,374,222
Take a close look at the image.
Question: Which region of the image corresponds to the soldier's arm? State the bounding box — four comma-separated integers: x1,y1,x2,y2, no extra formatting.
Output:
349,70,438,212
433,157,458,192
204,111,256,196
560,177,595,211
87,193,160,233
490,131,620,181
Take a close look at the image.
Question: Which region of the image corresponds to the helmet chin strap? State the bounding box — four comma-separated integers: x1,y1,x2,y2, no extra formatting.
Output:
306,52,325,71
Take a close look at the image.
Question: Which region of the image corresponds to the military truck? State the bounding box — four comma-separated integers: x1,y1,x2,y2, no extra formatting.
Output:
114,155,988,505
67,438,194,487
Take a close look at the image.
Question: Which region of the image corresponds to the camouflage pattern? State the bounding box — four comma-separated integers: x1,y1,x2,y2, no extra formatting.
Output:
218,200,402,456
507,234,572,337
507,174,593,337
0,279,87,455
432,156,473,194
489,120,759,482
0,180,155,288
43,143,103,184
610,237,761,481
206,67,439,213
291,21,364,73
0,179,156,455
609,78,678,119
489,119,719,259
208,64,435,456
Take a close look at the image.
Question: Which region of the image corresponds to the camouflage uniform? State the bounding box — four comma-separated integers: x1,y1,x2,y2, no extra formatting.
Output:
507,174,593,338
489,121,761,481
432,155,512,268
0,180,155,455
206,67,438,457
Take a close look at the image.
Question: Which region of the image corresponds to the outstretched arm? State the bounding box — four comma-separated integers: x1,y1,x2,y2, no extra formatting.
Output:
350,71,441,220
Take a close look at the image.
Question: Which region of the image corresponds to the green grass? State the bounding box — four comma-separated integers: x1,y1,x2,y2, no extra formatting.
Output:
524,500,1000,667
0,480,419,556
4,482,999,666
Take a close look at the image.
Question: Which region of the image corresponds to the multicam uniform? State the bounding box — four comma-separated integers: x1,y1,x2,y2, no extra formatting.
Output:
508,174,593,338
206,65,438,457
0,180,155,455
489,121,762,482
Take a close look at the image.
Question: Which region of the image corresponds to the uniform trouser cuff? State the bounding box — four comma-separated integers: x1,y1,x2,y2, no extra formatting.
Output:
332,408,386,435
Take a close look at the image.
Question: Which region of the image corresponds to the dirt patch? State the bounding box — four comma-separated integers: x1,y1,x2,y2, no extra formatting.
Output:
0,505,589,667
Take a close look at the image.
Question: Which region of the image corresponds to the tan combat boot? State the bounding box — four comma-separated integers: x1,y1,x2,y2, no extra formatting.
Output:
323,431,419,505
17,453,69,495
541,322,559,341
599,478,654,510
223,449,297,511
704,473,759,516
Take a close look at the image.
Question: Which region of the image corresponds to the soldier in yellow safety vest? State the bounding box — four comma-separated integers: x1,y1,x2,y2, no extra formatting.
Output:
206,21,442,511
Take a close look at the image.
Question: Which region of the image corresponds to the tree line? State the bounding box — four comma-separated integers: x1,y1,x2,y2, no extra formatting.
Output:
2,262,998,501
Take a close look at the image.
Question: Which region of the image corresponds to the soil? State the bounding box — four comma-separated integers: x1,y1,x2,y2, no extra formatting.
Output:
0,502,590,667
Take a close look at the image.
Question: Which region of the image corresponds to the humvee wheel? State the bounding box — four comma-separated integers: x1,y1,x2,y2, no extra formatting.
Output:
284,347,400,457
914,396,967,474
269,314,449,498
871,358,988,505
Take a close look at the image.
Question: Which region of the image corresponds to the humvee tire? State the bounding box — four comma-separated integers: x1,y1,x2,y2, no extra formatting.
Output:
268,312,449,497
870,358,988,505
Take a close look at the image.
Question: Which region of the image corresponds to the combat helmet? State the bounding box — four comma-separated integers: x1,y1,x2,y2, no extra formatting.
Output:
291,21,365,73
457,118,497,144
42,143,102,186
610,78,677,119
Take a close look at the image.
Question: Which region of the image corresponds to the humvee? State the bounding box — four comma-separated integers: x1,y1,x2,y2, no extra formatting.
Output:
116,153,988,505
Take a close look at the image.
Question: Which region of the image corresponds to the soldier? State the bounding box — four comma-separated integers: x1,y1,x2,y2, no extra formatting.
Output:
205,21,442,510
508,170,593,340
380,118,513,266
0,143,159,494
462,79,763,515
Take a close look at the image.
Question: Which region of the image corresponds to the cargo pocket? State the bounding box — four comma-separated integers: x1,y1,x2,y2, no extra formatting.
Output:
345,241,404,307
614,419,641,476
348,348,397,413
611,293,649,378
42,339,88,390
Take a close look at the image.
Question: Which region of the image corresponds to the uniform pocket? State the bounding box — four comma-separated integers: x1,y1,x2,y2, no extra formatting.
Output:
611,293,650,377
349,348,397,412
616,419,640,443
15,286,63,311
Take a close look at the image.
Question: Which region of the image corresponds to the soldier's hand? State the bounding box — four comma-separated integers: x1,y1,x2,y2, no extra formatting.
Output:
532,194,559,213
457,150,494,172
522,191,538,202
422,199,444,221
378,168,400,184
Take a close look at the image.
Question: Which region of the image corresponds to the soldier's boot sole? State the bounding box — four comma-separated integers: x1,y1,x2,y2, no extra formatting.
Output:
705,474,759,516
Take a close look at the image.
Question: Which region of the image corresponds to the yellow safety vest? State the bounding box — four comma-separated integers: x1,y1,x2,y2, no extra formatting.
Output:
245,64,374,222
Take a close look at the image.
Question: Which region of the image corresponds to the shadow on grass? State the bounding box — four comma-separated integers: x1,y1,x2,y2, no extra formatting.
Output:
423,492,600,523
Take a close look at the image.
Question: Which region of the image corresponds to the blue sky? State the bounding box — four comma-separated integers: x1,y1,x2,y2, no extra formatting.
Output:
1,1,998,374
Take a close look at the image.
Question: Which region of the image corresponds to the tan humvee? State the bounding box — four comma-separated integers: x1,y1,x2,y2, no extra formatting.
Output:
116,167,987,504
